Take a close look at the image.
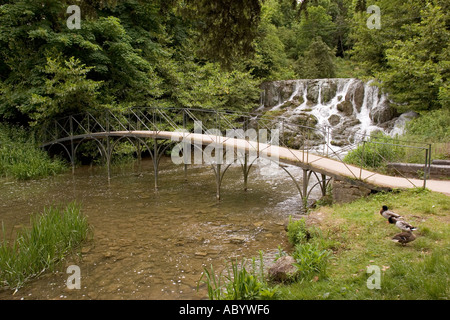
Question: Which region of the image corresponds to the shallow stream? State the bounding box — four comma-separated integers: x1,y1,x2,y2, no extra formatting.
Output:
0,157,320,300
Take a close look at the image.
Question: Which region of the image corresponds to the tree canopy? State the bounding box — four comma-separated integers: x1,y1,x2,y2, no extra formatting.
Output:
0,0,448,126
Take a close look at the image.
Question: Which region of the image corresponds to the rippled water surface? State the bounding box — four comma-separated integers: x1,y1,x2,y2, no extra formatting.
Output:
0,157,320,300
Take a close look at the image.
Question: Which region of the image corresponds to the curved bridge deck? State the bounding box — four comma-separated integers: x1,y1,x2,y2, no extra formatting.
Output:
41,130,450,197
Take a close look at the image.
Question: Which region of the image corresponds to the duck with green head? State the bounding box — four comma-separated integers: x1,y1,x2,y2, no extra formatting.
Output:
380,205,403,222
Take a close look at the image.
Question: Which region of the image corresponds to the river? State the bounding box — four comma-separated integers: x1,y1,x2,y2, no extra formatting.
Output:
0,157,320,300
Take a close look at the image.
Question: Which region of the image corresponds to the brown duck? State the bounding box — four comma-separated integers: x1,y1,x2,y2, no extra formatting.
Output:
392,231,416,246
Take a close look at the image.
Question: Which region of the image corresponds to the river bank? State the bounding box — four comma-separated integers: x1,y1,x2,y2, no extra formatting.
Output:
271,188,450,300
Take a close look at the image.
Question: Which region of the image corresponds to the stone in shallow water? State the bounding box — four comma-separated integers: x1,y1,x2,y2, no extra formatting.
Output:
194,251,208,257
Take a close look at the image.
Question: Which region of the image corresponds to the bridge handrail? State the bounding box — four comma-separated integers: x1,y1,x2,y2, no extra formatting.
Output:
38,106,433,188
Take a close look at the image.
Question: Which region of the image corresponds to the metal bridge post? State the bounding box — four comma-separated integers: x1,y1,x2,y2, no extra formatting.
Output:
106,111,111,181
423,148,429,189
216,163,221,200
183,109,188,181
425,144,432,188
243,118,249,191
69,116,75,174
302,169,309,211
360,140,366,180
321,173,327,197
243,152,249,192
154,138,159,190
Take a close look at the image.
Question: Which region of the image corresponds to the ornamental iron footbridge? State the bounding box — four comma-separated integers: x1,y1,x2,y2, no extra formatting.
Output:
37,107,447,211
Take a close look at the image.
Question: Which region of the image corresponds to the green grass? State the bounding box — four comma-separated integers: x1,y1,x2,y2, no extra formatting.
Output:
345,108,450,170
0,123,67,180
400,108,450,161
276,188,450,300
0,202,91,290
403,109,450,144
343,132,408,171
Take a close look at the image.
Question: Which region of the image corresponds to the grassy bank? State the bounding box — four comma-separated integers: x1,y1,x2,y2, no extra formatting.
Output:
0,202,91,290
278,188,449,300
0,124,67,180
200,188,449,300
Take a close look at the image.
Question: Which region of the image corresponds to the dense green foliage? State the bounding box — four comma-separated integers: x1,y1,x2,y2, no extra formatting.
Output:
403,109,450,143
349,0,450,112
0,0,265,124
0,0,447,123
0,0,448,176
0,202,91,290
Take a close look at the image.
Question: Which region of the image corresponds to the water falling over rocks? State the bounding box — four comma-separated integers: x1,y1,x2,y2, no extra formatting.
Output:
258,78,411,153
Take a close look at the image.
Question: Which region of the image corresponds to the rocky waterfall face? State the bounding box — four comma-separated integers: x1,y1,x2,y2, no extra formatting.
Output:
258,78,417,153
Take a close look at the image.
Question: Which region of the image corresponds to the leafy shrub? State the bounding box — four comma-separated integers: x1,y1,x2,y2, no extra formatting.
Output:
286,217,320,246
344,132,405,169
401,109,450,160
285,216,333,279
0,124,67,180
292,242,332,279
404,105,450,143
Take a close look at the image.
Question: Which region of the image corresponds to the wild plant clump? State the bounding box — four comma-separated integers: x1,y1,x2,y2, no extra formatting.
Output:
0,202,91,291
198,251,280,300
0,124,67,180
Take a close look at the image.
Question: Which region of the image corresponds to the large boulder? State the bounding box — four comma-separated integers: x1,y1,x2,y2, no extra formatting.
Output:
345,80,365,112
328,114,341,126
320,80,338,105
260,81,281,108
293,113,319,127
279,81,297,102
332,180,372,203
336,100,354,116
369,100,398,124
306,80,320,104
281,93,304,109
268,255,297,282
260,80,299,108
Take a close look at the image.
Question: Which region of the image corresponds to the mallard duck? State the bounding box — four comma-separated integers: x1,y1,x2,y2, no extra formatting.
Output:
388,216,417,232
392,231,416,246
380,205,403,221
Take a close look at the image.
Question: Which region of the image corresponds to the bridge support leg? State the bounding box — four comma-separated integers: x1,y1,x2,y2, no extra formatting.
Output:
106,136,111,181
136,140,142,163
153,138,159,190
69,116,75,174
211,161,233,201
70,139,75,175
242,151,249,191
302,169,309,210
320,173,328,197
216,163,221,200
150,138,173,191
